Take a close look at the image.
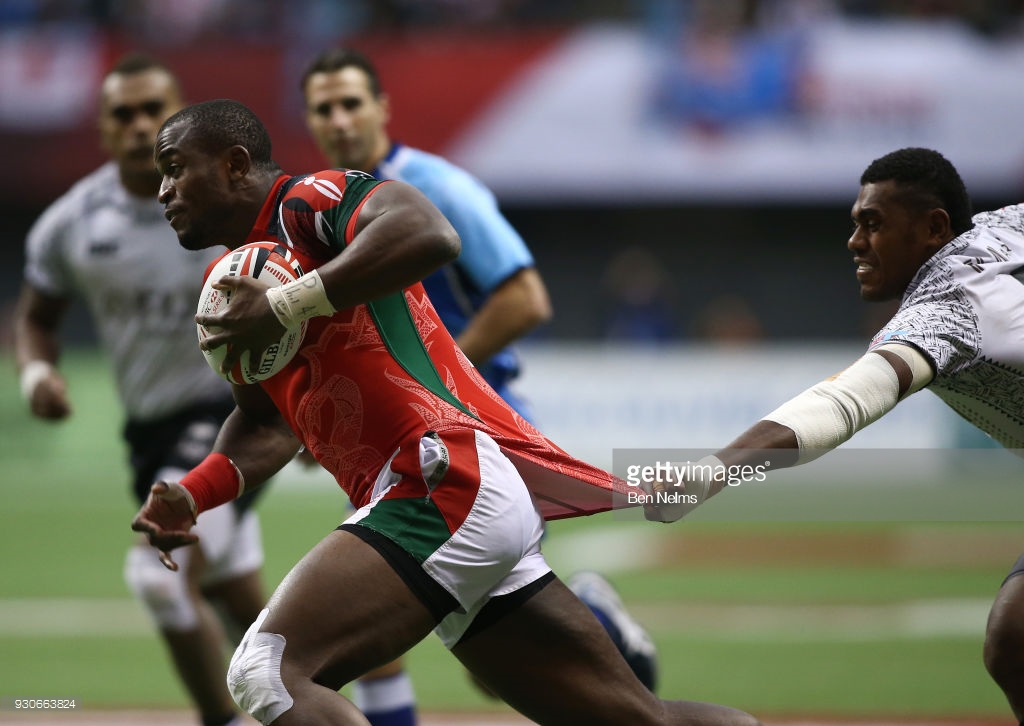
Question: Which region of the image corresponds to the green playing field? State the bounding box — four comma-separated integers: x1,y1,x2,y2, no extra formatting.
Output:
0,349,1017,719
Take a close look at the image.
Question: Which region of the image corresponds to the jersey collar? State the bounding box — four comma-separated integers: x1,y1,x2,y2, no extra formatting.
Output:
245,174,291,244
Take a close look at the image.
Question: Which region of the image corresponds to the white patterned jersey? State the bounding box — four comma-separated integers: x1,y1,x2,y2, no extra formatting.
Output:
23,162,230,421
869,203,1024,448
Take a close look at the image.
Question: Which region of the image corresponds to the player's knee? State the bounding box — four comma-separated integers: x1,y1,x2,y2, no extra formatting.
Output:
227,608,294,724
124,546,198,631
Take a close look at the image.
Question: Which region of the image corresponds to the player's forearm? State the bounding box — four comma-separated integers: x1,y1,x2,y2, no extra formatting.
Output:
716,348,929,476
13,286,72,414
172,400,299,517
457,268,552,364
13,319,60,371
457,305,545,365
715,421,801,477
213,406,301,496
12,286,66,370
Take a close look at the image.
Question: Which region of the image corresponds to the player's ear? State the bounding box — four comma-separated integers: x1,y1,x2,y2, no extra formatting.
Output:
225,145,251,181
926,207,953,250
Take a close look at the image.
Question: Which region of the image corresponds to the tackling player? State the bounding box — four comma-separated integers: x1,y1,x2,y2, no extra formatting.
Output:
644,146,1024,724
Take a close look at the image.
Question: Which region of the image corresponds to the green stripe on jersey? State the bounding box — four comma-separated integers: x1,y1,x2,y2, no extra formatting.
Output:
367,294,477,418
322,172,383,250
321,172,475,417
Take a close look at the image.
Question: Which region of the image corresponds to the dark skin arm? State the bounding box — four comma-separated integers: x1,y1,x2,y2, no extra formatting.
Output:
196,180,460,375
131,381,301,569
456,267,552,366
645,348,920,521
12,283,72,420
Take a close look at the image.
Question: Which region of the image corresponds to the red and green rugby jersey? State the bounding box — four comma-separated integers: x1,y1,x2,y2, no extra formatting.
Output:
245,170,629,518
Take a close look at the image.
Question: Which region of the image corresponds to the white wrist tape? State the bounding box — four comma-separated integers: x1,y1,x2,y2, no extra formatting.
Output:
762,351,902,464
684,455,724,501
265,269,337,330
648,455,723,523
20,360,55,401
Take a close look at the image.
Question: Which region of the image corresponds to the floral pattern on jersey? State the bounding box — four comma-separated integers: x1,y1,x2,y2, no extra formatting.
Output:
294,324,383,480
336,305,390,352
451,344,550,444
383,367,482,432
403,287,545,444
404,289,439,342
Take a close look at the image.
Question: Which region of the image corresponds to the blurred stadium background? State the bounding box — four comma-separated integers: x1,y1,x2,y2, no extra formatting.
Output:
3,1,1024,723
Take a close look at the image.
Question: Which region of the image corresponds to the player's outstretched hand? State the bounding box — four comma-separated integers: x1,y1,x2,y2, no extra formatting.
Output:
195,275,284,374
131,481,199,571
641,476,701,524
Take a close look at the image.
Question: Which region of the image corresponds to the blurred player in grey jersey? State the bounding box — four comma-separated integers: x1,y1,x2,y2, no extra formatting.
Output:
13,54,265,726
643,147,1024,724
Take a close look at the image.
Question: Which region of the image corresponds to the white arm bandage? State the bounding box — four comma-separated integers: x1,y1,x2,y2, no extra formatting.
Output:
761,344,933,464
874,342,934,397
265,269,337,330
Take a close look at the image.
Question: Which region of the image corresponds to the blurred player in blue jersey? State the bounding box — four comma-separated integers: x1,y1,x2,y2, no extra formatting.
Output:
300,47,658,724
302,48,550,421
13,55,264,726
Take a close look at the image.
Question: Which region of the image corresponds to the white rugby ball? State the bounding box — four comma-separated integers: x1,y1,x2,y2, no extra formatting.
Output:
197,241,307,385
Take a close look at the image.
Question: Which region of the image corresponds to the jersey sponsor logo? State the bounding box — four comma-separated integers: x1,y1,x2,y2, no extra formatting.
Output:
100,288,196,333
88,240,119,256
302,175,343,202
870,330,910,348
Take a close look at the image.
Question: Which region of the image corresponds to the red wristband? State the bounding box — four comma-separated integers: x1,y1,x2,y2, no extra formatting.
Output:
180,453,242,515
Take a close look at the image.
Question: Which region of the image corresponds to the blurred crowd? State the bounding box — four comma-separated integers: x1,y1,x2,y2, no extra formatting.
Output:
3,0,1024,41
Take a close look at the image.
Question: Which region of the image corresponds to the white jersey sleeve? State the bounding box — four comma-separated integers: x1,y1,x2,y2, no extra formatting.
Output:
24,178,80,297
22,163,231,421
868,204,1024,448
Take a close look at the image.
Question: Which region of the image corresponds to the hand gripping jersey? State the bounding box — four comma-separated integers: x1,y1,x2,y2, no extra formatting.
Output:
243,170,629,518
869,203,1024,449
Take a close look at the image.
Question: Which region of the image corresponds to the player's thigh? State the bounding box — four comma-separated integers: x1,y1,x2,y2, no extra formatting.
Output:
258,527,437,690
452,575,661,725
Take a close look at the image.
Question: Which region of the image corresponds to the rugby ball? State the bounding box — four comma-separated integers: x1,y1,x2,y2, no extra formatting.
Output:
197,241,307,385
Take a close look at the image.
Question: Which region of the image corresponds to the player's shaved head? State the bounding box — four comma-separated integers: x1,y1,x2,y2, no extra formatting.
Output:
861,147,973,237
161,99,279,173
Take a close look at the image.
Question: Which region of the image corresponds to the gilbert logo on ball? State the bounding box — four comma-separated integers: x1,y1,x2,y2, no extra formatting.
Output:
197,242,307,384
